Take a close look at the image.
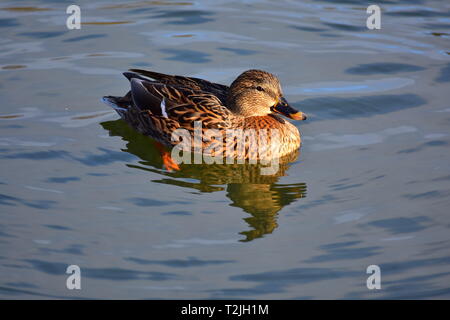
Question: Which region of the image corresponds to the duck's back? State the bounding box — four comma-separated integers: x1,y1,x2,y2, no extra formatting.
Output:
103,69,301,160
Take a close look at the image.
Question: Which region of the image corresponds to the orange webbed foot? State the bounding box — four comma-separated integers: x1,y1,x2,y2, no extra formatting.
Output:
161,152,180,171
154,141,180,172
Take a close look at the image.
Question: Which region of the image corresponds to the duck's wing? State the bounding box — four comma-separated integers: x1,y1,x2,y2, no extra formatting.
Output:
104,74,235,146
129,77,234,129
166,95,233,131
128,68,229,103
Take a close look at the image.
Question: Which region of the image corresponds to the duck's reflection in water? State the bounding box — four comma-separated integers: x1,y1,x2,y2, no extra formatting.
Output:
101,119,307,242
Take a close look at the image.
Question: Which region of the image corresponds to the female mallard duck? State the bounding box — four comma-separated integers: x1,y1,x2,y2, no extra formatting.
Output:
103,69,307,171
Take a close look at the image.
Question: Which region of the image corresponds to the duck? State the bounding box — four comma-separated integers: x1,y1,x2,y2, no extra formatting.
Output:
101,118,307,242
103,69,307,171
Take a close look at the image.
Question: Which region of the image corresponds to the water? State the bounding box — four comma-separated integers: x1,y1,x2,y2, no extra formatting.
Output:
0,0,449,299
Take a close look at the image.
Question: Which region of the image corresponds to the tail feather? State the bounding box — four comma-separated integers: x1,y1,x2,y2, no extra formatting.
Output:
102,96,126,110
102,93,132,118
128,69,169,81
129,79,163,114
123,72,152,82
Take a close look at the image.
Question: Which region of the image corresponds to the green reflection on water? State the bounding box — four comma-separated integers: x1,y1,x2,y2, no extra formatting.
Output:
101,119,307,242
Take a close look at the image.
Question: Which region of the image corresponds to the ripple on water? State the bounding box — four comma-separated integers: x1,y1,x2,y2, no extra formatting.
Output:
345,62,425,75
298,94,425,121
305,126,417,151
151,9,214,25
436,62,450,82
208,267,361,298
25,259,178,281
287,78,415,96
124,257,235,268
160,48,211,63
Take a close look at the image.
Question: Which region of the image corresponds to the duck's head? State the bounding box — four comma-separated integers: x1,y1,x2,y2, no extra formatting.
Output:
227,69,307,120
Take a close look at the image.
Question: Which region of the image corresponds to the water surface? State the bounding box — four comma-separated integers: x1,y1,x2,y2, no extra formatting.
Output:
0,0,450,299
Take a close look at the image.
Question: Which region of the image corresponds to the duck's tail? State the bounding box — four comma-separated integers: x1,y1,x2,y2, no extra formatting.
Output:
103,71,153,116
102,91,132,117
102,96,126,111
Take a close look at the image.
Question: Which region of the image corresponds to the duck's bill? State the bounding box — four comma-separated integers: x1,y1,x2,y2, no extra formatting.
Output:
272,97,307,120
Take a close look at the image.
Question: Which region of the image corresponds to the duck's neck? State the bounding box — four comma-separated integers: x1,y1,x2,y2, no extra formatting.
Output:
227,94,270,118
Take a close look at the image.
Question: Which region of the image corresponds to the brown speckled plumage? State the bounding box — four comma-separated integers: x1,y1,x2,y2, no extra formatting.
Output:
103,69,306,160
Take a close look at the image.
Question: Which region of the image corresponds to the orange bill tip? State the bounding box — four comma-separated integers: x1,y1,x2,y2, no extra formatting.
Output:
288,112,307,121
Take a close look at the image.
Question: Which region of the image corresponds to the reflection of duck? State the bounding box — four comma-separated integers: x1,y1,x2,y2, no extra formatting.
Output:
100,119,307,242
227,183,306,241
103,69,307,170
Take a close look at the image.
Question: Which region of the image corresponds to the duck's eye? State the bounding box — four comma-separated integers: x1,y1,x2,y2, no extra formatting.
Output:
256,86,264,92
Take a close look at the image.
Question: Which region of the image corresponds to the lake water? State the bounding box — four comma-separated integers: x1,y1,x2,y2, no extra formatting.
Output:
0,0,449,299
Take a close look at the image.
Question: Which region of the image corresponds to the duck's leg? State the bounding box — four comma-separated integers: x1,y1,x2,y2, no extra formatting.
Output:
154,141,180,171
